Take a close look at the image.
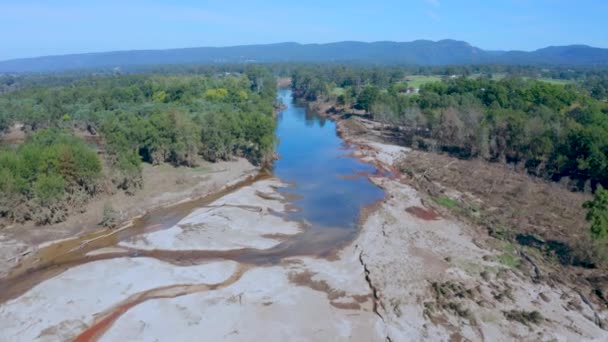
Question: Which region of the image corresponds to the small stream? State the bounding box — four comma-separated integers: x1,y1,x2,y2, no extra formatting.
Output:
0,89,385,303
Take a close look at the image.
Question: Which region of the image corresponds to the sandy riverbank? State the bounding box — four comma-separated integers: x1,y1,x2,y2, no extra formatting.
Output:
0,158,258,278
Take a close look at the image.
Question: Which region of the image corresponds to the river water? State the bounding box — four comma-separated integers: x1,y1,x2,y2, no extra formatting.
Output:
274,89,384,230
0,89,385,302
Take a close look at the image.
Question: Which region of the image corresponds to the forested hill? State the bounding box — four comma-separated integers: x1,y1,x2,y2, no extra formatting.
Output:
1,40,608,73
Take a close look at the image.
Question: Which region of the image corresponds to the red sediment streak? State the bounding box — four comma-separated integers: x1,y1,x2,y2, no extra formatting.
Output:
73,265,248,342
405,206,440,220
73,301,138,342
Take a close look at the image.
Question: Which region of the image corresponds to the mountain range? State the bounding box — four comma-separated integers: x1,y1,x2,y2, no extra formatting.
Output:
1,40,607,73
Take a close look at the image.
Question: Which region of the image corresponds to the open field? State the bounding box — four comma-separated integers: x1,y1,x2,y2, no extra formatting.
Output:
531,77,572,85
405,75,443,88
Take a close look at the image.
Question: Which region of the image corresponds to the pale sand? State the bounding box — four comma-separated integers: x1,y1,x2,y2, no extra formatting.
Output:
119,179,303,252
0,258,238,341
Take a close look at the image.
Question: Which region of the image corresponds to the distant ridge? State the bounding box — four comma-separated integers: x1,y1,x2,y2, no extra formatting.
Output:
1,40,607,73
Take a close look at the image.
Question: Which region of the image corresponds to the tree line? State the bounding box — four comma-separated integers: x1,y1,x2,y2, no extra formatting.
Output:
290,65,608,190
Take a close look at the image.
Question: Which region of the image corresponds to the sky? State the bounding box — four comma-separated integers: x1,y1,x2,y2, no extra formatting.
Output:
0,0,606,61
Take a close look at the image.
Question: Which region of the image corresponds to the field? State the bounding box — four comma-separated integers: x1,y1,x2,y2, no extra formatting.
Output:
405,75,443,88
330,87,346,96
531,77,572,85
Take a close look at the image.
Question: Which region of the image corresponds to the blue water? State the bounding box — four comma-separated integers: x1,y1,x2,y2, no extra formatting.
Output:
273,89,384,230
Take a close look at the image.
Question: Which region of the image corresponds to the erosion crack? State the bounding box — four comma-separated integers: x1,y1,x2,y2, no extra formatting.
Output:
574,288,605,329
358,248,393,341
358,249,383,320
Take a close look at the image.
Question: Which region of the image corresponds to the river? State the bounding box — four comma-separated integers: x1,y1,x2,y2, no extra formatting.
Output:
0,89,387,341
274,89,384,229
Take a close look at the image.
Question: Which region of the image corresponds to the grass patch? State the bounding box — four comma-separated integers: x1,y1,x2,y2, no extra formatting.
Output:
468,73,507,81
405,75,442,88
156,163,212,174
503,242,517,254
497,253,521,268
491,73,507,80
536,78,571,85
432,196,459,209
521,77,572,86
496,242,521,268
460,260,485,276
330,87,345,96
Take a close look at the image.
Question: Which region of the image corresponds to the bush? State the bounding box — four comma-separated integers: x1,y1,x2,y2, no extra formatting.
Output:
584,185,608,241
100,202,119,228
503,310,543,326
0,129,101,224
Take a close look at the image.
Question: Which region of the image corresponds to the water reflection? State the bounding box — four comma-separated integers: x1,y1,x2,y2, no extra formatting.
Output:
273,89,384,230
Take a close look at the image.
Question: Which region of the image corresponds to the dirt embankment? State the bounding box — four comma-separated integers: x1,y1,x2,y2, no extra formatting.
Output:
296,92,608,340
0,157,259,278
344,132,608,340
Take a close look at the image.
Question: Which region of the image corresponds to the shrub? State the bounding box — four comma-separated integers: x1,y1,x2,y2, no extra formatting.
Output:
0,129,101,224
503,310,543,326
584,185,608,241
100,202,119,228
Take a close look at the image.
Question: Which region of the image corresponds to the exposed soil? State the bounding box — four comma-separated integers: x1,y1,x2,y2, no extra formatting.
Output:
0,123,26,144
276,77,292,88
405,206,441,220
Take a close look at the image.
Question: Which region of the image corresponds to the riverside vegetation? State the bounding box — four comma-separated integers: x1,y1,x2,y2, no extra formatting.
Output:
0,67,276,225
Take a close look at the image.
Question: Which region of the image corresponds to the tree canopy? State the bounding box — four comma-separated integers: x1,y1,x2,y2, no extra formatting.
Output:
290,65,608,190
0,69,277,225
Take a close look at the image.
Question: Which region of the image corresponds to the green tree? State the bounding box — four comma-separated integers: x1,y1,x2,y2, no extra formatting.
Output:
357,85,380,113
584,186,608,240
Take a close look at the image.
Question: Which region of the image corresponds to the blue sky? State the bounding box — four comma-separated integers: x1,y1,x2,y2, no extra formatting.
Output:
0,0,606,60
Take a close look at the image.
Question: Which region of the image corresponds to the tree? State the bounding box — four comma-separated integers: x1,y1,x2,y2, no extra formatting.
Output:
584,186,608,240
357,85,379,113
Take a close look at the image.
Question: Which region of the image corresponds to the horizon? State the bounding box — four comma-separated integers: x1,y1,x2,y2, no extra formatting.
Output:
1,0,607,61
0,39,604,63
